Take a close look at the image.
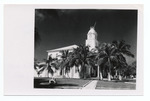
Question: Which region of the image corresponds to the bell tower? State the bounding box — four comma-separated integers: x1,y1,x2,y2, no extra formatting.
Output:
86,24,99,50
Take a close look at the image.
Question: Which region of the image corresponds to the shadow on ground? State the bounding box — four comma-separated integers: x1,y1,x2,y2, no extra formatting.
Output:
34,77,89,89
34,83,78,89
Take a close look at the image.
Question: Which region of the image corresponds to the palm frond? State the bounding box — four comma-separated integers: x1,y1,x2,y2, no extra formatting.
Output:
122,50,134,57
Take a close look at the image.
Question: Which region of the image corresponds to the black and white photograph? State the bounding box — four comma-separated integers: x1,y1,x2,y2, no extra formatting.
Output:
34,9,137,90
3,4,144,96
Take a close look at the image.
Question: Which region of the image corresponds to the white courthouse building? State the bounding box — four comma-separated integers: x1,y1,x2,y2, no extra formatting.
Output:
35,26,99,78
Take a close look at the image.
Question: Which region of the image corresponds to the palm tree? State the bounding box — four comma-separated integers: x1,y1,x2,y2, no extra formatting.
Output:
130,61,136,78
93,43,107,80
112,40,134,57
115,55,128,80
112,40,134,80
34,59,46,77
36,64,47,77
97,43,118,81
34,59,39,76
45,55,56,78
124,61,136,78
71,45,95,79
58,50,74,78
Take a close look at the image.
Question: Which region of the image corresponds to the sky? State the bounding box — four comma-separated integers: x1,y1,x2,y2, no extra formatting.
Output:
34,9,137,64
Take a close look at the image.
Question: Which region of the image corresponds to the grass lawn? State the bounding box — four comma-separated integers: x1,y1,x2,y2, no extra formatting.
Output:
34,77,91,89
96,79,136,90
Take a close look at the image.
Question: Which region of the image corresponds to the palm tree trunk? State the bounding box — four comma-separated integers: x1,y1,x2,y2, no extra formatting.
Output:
108,72,111,81
83,65,86,79
89,67,91,78
115,69,118,79
62,68,65,78
97,66,100,79
81,63,86,79
46,65,49,78
67,72,70,78
100,71,103,80
108,58,112,81
97,66,103,80
83,67,86,79
118,72,122,80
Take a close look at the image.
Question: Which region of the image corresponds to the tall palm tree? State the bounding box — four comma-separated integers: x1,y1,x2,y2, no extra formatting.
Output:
115,55,128,80
97,43,118,81
112,40,134,80
58,50,73,78
94,43,107,80
71,45,95,79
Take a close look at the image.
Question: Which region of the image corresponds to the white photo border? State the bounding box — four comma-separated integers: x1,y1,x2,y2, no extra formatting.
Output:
4,4,143,95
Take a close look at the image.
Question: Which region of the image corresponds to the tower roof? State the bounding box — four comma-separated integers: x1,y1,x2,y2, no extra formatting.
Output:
88,27,97,35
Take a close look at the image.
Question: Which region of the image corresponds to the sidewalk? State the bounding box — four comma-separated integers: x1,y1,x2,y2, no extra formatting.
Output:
81,80,98,89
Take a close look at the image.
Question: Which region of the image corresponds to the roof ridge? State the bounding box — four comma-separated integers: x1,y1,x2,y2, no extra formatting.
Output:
47,44,78,52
